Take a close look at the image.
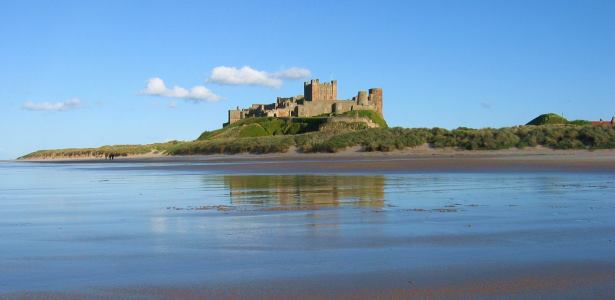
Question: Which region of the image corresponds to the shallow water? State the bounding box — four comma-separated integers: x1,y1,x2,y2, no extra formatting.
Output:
1,161,615,297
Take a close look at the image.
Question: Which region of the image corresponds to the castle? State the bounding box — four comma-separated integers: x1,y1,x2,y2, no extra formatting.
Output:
226,79,382,125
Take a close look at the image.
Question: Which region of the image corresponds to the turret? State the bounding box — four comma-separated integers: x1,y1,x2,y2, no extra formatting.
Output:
368,88,383,116
357,91,368,105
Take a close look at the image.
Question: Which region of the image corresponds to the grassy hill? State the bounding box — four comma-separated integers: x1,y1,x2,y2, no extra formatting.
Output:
526,113,568,125
196,110,387,141
197,117,327,140
527,113,591,126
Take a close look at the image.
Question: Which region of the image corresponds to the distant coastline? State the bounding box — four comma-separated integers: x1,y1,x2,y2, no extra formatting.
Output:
18,121,615,161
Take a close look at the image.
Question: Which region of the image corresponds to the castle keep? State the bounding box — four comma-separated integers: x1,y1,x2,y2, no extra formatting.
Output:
227,79,382,125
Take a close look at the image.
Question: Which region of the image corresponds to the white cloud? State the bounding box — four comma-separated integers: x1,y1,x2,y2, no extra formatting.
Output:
144,77,167,94
141,77,220,102
23,98,81,111
189,86,218,100
209,66,282,88
208,66,311,88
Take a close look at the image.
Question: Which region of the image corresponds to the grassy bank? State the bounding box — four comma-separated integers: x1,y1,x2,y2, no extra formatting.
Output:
197,117,328,140
19,124,615,159
197,111,386,141
526,113,591,126
19,142,179,160
296,124,615,153
336,110,388,128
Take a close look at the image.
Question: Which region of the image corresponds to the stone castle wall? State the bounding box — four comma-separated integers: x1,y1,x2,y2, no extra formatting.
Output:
226,79,382,126
228,109,243,124
304,79,337,102
368,88,383,115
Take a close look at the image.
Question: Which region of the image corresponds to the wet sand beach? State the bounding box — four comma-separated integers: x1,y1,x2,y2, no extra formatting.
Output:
8,262,615,299
2,150,615,299
28,148,615,173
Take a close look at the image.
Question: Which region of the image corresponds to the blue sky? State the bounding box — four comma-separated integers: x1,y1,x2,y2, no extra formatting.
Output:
1,0,614,159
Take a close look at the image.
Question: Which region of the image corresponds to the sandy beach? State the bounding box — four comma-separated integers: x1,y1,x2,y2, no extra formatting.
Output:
25,147,615,173
3,149,615,299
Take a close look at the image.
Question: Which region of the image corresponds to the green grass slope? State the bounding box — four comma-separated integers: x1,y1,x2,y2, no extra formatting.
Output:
197,117,327,141
337,110,388,128
197,111,387,141
526,113,568,125
526,113,591,126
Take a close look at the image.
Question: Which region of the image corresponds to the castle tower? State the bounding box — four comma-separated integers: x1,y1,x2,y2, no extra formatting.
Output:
330,80,337,100
228,109,242,125
304,79,318,102
368,88,383,115
304,79,337,101
357,91,368,105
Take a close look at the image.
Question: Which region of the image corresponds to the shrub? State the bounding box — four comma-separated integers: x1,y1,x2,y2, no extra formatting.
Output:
19,124,615,159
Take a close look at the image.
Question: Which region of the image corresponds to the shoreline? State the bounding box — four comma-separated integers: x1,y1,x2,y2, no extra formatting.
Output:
15,147,615,173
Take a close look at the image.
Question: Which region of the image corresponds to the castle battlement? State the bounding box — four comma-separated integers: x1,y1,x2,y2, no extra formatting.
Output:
304,79,337,102
226,79,382,126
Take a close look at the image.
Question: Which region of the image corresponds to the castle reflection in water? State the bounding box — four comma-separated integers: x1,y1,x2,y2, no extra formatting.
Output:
221,175,385,208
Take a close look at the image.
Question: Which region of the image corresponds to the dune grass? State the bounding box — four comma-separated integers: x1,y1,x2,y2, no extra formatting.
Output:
296,125,615,153
168,136,295,155
18,142,179,160
171,124,615,155
19,123,615,159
